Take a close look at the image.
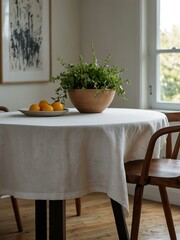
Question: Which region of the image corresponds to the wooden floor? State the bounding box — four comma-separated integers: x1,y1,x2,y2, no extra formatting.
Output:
0,192,180,240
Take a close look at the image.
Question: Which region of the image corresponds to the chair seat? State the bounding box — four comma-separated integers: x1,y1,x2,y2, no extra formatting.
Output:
125,158,180,188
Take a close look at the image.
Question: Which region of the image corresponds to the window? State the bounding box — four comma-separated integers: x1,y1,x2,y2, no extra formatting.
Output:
148,0,180,110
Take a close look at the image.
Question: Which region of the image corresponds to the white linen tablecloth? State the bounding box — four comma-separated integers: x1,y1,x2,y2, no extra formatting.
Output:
0,108,169,216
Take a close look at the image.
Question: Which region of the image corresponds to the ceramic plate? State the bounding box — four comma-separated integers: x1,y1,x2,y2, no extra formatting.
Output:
19,108,69,117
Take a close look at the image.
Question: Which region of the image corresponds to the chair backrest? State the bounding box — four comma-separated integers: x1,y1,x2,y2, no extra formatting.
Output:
139,124,180,185
165,112,180,159
0,106,9,112
165,112,180,122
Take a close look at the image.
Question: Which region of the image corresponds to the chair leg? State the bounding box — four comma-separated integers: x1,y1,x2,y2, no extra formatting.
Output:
75,198,81,216
159,186,177,240
10,196,23,232
130,184,144,240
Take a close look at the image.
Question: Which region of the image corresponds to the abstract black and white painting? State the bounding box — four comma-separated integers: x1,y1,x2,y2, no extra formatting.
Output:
1,0,50,83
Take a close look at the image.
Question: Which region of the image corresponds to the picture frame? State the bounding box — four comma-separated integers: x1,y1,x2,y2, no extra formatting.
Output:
0,0,51,84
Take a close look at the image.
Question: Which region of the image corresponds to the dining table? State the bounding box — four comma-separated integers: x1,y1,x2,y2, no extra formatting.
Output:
0,108,169,240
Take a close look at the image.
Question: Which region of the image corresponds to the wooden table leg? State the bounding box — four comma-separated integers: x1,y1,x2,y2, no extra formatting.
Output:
111,198,129,240
49,200,66,240
35,200,47,240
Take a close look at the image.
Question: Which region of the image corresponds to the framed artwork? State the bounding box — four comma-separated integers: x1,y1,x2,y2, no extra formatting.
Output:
0,0,51,84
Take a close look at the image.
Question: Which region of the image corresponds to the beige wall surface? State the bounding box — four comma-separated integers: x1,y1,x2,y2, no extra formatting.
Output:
0,0,147,110
0,0,80,110
80,0,147,109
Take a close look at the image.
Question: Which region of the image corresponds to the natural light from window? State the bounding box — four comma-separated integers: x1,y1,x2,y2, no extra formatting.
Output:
160,0,180,32
159,0,180,103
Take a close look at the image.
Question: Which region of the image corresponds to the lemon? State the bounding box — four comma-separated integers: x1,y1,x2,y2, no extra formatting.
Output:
52,102,64,111
29,104,40,112
39,100,49,110
41,104,54,111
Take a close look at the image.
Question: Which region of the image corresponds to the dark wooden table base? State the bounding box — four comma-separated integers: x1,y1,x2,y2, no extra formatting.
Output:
35,200,66,240
35,198,129,240
35,200,47,240
111,199,129,240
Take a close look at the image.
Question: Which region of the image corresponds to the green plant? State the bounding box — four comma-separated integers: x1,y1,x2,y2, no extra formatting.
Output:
50,45,129,103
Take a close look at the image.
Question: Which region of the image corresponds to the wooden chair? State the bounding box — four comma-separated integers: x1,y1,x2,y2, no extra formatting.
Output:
0,106,9,112
0,106,23,232
125,112,180,240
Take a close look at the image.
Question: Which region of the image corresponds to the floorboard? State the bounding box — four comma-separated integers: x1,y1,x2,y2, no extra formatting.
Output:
0,193,180,239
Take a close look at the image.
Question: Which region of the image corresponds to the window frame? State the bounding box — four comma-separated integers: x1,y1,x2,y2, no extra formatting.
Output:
148,0,180,110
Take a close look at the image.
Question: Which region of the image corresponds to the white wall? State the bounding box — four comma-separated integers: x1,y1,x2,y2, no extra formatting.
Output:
0,0,148,110
0,0,80,110
80,0,148,109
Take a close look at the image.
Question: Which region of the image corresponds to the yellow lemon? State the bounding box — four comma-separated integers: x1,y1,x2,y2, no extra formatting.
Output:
39,100,49,110
52,102,64,111
29,104,40,112
41,104,54,111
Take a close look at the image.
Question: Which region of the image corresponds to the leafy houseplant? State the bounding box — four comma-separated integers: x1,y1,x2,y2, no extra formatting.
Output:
50,45,129,113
